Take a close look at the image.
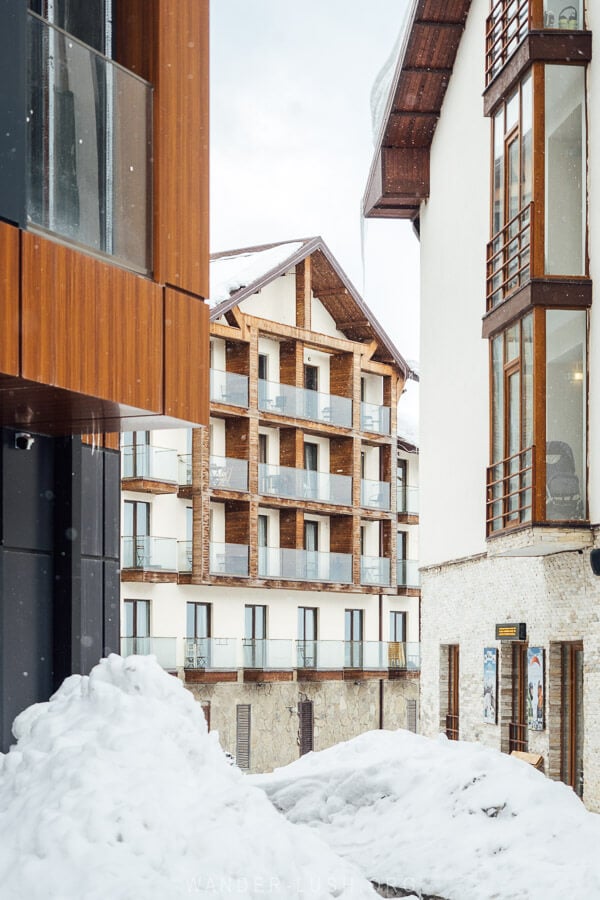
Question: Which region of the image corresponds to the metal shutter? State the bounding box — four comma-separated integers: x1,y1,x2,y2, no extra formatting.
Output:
406,698,418,733
299,699,314,756
236,703,251,769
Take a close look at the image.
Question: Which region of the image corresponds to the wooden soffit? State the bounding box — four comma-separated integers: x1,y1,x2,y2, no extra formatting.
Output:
363,0,472,219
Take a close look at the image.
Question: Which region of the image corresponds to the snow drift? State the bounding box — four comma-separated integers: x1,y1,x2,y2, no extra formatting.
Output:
253,728,600,900
0,655,375,900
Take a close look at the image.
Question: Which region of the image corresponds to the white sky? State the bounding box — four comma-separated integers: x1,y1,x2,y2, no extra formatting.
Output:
210,0,421,363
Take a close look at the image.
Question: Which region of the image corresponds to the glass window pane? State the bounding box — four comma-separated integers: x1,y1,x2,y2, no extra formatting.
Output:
546,309,586,520
521,73,532,208
506,323,520,362
522,314,533,448
545,66,586,275
256,606,266,639
506,88,519,132
492,335,504,463
543,1,583,29
124,601,134,638
245,605,253,639
186,603,195,639
137,600,149,637
493,109,504,236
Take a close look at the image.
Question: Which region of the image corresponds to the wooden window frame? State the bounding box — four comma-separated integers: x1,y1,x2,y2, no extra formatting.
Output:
509,641,528,752
446,644,460,740
186,601,211,640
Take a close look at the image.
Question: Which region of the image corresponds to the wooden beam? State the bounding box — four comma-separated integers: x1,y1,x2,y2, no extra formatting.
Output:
296,258,311,330
210,321,248,343
230,305,250,341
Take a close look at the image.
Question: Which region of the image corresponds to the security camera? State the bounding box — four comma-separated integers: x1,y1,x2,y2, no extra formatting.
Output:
15,432,35,451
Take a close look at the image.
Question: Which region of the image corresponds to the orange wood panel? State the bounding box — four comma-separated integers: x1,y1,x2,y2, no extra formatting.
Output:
21,232,164,412
164,287,209,425
113,0,157,82
154,0,209,298
0,221,20,376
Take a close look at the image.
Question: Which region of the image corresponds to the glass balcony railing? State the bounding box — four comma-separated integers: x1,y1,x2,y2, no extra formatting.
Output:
209,455,249,492
120,636,177,669
397,559,420,589
387,641,421,671
184,637,238,670
345,641,389,670
209,542,249,577
122,536,177,571
259,463,352,506
360,401,391,435
258,379,352,428
242,638,293,670
258,548,353,583
27,13,152,273
178,540,192,573
360,478,391,510
296,639,345,669
178,454,192,487
210,369,249,407
122,444,178,482
397,485,419,515
360,555,391,586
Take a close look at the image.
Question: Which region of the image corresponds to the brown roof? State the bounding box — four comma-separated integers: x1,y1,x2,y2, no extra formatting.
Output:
363,0,471,220
210,237,417,381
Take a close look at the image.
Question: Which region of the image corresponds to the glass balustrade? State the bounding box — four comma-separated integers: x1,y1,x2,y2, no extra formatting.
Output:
210,369,249,407
120,636,177,669
27,13,152,272
387,641,421,671
360,555,391,586
397,559,420,588
122,536,177,570
258,379,352,428
360,478,391,510
397,485,419,515
296,640,345,669
258,463,351,505
178,454,192,487
360,401,391,435
178,540,192,573
209,542,249,577
258,547,352,583
122,444,178,482
242,638,293,670
209,456,249,492
184,637,238,669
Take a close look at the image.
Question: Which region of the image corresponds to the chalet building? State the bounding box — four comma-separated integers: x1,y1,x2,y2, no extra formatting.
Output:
120,237,420,772
0,0,210,750
364,0,600,807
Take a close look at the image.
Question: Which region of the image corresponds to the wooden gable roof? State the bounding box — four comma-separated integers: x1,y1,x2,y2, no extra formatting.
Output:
363,0,472,220
209,237,415,381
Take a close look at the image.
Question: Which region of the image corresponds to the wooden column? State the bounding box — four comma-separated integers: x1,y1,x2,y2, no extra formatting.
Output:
296,258,311,331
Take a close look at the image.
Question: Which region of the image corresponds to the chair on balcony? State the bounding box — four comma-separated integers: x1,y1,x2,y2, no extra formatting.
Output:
546,441,583,519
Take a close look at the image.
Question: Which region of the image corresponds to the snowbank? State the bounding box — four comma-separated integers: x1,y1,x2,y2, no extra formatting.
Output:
0,655,375,900
253,729,600,900
210,242,303,307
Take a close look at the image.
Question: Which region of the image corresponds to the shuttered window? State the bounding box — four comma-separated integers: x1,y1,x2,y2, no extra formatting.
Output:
201,702,211,732
406,699,417,733
298,700,314,756
236,704,251,769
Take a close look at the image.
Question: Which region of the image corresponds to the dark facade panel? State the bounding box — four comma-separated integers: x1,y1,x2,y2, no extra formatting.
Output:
0,1,26,228
2,428,54,552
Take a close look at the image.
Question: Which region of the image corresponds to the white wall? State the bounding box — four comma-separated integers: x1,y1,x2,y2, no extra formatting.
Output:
303,347,330,394
210,337,226,370
209,417,226,457
241,271,296,326
361,372,384,405
258,425,280,464
361,519,380,557
419,0,490,566
304,433,330,472
311,293,347,339
362,444,381,481
258,336,280,383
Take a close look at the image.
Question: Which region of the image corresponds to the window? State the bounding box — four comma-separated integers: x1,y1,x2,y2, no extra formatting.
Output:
390,611,407,643
122,431,149,478
298,700,314,756
304,364,318,392
244,604,266,667
258,433,268,464
397,459,407,511
298,606,317,667
123,599,149,654
345,609,363,668
123,500,150,567
304,520,319,580
236,704,251,769
186,603,210,640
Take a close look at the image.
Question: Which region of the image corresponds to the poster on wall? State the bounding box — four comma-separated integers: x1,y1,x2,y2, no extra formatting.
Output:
527,647,545,731
483,647,498,724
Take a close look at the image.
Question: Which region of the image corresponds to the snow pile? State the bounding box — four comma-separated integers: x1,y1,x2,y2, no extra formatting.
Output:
253,729,600,900
0,655,376,900
210,242,304,307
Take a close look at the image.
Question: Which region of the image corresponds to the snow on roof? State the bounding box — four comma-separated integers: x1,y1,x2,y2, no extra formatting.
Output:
254,728,600,899
0,655,376,900
210,241,305,308
370,2,411,143
397,375,419,447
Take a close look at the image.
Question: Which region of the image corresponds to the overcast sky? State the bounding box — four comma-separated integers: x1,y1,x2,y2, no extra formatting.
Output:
210,1,420,364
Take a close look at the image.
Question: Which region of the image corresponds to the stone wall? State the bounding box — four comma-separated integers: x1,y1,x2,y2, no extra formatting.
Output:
420,542,600,810
187,676,419,774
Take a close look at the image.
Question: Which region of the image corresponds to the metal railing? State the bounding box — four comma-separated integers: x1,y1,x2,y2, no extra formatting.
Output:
397,559,420,589
258,547,353,583
120,636,177,669
242,638,293,669
361,401,391,435
122,444,178,482
210,369,249,407
27,13,152,272
122,535,177,570
485,0,529,84
178,454,192,487
397,484,419,515
184,637,237,670
209,455,249,492
487,445,534,535
360,477,391,510
178,540,192,573
487,203,532,310
360,555,391,586
258,379,352,428
209,542,249,577
388,642,421,671
259,463,352,505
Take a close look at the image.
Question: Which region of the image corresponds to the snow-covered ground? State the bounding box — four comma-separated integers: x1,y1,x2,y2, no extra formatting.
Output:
0,656,376,900
253,729,600,899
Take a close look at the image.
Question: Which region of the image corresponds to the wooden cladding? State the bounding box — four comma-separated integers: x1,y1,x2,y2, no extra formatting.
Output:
0,220,19,376
164,288,209,425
